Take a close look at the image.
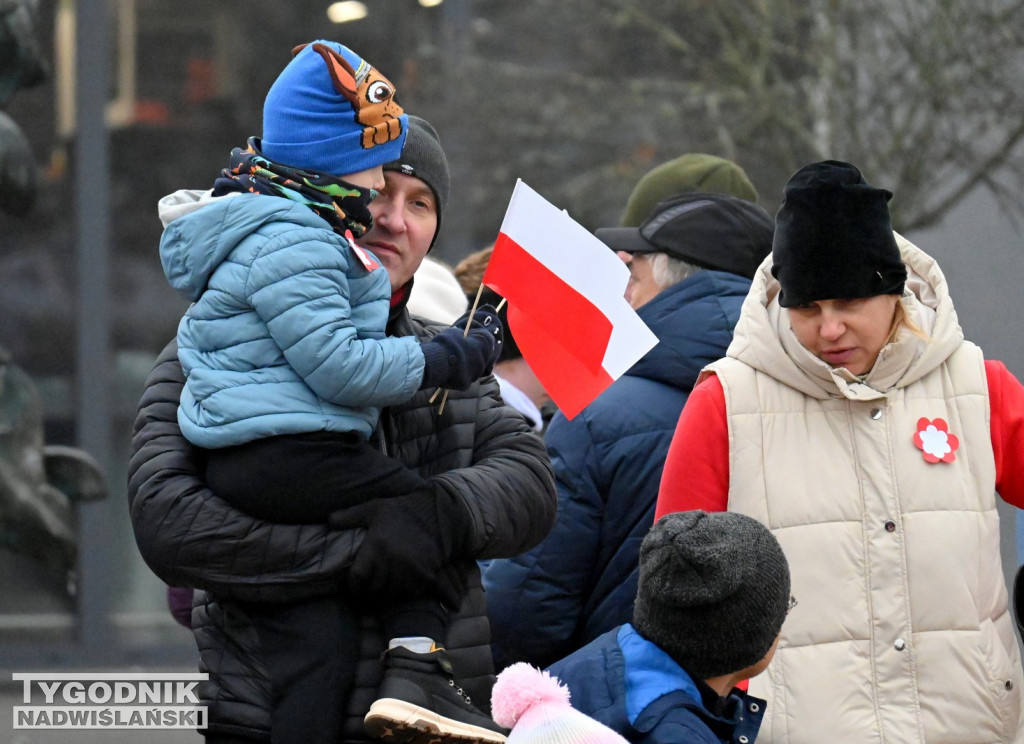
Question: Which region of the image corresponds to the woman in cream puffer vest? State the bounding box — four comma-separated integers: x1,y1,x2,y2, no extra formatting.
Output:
655,161,1024,743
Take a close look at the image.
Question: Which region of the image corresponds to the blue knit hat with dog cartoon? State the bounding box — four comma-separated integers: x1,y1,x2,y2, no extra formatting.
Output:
260,40,408,176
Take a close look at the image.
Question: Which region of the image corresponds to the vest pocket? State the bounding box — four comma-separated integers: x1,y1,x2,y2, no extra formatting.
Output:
979,617,1021,740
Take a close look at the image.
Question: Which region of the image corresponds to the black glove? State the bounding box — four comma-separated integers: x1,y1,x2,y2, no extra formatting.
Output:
457,305,504,361
454,304,504,343
328,485,471,609
457,303,504,365
419,324,501,391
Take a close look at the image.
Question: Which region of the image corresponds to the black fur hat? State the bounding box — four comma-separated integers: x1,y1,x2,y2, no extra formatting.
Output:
771,161,905,308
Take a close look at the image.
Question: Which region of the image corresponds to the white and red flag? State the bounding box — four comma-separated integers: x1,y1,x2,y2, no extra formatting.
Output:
483,180,658,420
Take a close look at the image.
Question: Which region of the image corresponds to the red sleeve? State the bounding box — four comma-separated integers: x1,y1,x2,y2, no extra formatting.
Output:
655,374,730,520
987,360,1024,509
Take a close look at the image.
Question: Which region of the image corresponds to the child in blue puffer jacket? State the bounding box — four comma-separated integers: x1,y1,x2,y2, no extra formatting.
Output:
547,511,791,743
157,40,504,744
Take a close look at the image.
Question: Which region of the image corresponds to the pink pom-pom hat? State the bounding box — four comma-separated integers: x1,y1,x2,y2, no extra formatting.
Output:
491,663,629,744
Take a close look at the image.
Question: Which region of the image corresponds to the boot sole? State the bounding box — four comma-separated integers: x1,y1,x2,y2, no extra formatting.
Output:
364,698,507,743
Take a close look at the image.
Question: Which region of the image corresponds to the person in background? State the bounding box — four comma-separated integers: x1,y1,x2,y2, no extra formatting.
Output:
547,511,791,743
490,662,628,744
620,152,759,227
1016,566,1024,638
454,245,553,433
483,186,773,670
129,47,557,744
408,256,468,324
166,585,192,628
655,160,1024,742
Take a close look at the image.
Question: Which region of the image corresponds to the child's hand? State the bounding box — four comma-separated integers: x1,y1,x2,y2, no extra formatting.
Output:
455,304,503,341
454,304,504,364
419,323,502,391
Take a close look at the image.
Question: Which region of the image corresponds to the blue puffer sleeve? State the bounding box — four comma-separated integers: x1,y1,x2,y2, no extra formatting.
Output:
244,229,424,407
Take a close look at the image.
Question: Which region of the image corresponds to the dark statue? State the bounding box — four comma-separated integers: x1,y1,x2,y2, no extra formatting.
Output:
0,0,47,216
0,345,106,608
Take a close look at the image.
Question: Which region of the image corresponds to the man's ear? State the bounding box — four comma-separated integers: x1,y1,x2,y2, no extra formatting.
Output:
309,42,358,98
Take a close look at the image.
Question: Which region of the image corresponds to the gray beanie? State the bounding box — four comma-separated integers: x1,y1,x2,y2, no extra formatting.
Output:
383,115,450,249
633,511,791,680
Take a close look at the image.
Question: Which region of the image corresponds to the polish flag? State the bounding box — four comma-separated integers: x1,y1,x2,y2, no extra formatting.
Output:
483,180,658,420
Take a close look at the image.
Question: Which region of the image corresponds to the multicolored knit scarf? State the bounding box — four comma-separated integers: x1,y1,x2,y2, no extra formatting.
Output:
212,137,376,238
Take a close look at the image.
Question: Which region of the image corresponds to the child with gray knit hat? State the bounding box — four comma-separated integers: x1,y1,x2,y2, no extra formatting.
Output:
546,510,791,743
158,40,505,744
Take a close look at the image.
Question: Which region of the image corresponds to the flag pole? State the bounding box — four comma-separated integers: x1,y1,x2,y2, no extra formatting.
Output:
429,284,485,406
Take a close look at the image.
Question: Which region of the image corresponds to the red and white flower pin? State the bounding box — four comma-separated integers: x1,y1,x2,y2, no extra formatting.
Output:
913,417,959,463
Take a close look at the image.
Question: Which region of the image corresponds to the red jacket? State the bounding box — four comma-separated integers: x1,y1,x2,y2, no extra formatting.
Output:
656,360,1024,518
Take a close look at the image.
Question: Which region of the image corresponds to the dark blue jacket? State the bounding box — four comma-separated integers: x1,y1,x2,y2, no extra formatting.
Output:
483,270,750,669
547,625,766,744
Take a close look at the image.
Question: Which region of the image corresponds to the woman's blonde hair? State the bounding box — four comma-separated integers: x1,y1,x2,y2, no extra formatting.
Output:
887,297,928,346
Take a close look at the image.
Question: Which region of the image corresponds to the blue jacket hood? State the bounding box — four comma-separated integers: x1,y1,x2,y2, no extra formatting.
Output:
548,625,767,744
159,190,326,302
